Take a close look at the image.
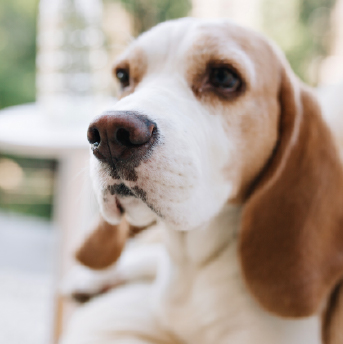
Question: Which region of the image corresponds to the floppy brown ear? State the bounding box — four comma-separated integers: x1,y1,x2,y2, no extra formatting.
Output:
239,65,343,319
75,216,129,269
75,216,149,270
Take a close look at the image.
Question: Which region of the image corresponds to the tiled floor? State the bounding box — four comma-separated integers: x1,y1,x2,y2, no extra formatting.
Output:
0,212,56,344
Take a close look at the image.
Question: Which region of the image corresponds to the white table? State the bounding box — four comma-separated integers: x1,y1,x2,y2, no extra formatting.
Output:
0,103,97,343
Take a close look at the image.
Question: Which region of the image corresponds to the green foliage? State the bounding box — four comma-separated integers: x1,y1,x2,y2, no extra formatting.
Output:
261,0,335,85
0,154,56,219
106,0,192,35
0,0,38,109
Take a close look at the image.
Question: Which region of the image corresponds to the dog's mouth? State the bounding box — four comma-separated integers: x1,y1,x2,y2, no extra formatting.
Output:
107,182,161,217
115,197,125,215
109,183,138,216
108,183,147,202
109,183,136,198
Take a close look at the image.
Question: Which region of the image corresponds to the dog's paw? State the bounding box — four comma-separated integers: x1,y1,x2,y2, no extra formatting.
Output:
60,265,125,303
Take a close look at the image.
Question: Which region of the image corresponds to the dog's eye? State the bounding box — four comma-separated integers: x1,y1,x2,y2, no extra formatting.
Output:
116,69,130,88
209,67,241,91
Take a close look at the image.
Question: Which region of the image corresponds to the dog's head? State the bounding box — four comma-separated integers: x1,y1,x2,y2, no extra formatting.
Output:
77,18,343,322
88,18,282,229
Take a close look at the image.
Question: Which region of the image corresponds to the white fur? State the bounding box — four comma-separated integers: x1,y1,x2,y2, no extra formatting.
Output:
61,19,322,344
61,206,320,344
61,243,161,296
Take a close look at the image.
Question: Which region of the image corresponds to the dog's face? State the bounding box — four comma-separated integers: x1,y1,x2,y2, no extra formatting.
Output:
89,18,281,230
82,18,343,328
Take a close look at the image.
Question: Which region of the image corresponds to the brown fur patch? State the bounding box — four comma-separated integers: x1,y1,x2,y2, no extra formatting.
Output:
75,216,129,270
186,25,278,106
113,46,147,99
185,25,282,202
240,64,343,319
75,216,155,270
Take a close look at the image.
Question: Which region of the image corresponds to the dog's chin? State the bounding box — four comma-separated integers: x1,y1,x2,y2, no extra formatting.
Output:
120,196,158,227
93,158,218,230
98,178,219,230
100,192,158,228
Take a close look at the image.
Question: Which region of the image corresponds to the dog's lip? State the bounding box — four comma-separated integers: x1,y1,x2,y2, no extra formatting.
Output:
115,197,125,214
108,183,137,198
106,182,162,217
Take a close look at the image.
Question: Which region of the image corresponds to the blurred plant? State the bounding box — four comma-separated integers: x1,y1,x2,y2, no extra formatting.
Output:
0,0,55,219
261,0,336,85
0,0,39,109
106,0,192,35
0,154,56,219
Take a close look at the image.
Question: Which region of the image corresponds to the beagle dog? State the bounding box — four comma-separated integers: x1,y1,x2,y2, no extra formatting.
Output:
60,18,343,344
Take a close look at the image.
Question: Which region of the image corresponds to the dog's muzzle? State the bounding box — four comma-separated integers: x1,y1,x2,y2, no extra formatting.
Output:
87,111,158,180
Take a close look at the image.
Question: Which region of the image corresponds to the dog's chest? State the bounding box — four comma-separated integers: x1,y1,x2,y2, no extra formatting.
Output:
153,234,321,344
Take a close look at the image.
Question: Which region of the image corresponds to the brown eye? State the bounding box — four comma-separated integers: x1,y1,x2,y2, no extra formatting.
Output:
116,69,130,88
209,67,241,91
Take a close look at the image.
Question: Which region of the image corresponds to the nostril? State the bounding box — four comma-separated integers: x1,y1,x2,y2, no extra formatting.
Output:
151,125,157,136
116,128,134,147
115,122,156,147
88,127,101,147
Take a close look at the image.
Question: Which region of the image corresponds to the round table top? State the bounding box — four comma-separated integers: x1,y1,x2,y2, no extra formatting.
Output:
0,103,90,158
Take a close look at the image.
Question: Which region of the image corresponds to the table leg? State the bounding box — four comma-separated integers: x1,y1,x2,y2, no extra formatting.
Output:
51,150,97,343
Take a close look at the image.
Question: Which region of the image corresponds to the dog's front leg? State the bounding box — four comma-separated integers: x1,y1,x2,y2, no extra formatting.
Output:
61,243,163,302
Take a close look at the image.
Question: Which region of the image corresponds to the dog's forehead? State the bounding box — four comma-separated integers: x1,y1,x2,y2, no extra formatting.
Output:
135,18,198,58
120,18,279,86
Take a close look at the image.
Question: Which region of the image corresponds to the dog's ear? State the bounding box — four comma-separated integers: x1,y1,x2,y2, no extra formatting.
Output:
75,216,129,269
239,63,343,318
75,216,151,269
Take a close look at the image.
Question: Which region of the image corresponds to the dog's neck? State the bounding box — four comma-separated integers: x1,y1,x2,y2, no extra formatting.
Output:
162,204,242,267
155,203,321,344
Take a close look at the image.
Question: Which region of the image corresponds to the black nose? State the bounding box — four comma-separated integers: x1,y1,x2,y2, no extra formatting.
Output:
87,111,157,166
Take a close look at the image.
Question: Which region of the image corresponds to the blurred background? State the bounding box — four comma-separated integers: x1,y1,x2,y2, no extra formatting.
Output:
0,0,342,343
